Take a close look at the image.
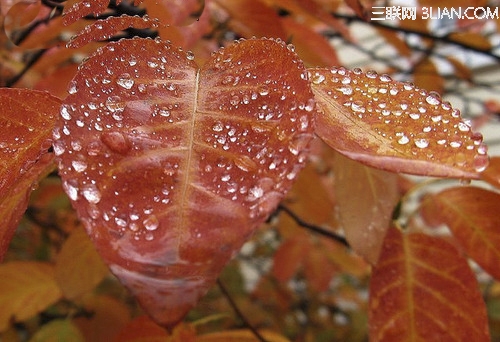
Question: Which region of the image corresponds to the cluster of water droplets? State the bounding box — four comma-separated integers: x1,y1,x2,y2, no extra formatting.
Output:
309,67,489,173
53,37,202,242
192,37,316,219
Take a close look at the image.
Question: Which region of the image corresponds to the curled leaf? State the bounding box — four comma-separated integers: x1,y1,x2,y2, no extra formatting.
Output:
54,37,315,327
309,67,489,178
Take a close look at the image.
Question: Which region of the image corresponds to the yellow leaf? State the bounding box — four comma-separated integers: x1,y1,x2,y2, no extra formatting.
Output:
0,262,62,331
29,319,84,342
55,227,108,300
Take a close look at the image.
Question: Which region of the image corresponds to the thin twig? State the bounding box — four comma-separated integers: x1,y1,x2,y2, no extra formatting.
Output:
216,279,267,342
277,204,349,247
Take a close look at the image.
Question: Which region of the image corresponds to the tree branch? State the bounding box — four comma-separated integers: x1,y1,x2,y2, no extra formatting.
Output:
277,205,349,247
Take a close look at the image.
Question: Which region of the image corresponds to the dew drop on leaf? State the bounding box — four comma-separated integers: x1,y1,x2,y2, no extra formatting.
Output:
82,184,101,204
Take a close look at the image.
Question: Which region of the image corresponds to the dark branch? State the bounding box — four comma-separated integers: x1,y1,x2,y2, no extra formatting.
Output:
277,205,349,247
217,279,267,342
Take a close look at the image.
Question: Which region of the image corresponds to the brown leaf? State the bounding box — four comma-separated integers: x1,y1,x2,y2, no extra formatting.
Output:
446,56,473,82
433,186,500,280
413,58,444,94
333,152,399,264
214,0,287,39
309,67,489,178
0,262,63,331
369,228,490,341
272,234,309,284
62,0,145,26
55,227,109,299
54,37,315,328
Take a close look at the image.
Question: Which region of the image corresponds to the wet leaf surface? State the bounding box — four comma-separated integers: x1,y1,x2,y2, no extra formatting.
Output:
433,186,500,280
309,67,489,178
53,37,315,327
369,227,490,342
0,88,59,261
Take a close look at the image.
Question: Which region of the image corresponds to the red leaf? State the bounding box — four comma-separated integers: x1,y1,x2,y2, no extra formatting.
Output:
62,0,146,26
481,156,500,189
369,228,490,341
54,37,315,327
433,186,500,281
309,67,489,178
0,88,60,260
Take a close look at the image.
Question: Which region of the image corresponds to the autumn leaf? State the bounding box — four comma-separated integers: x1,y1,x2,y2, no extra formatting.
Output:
55,227,109,299
0,262,63,331
369,227,490,341
113,316,169,342
432,186,500,281
53,37,316,327
0,88,60,260
73,295,131,342
309,67,489,178
481,156,500,189
333,152,399,264
413,58,444,94
198,329,290,342
62,0,146,26
29,319,85,342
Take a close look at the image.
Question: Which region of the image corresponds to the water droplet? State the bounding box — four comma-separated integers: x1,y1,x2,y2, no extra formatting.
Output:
389,88,399,96
351,101,365,113
60,105,72,120
212,122,223,132
311,72,325,85
53,141,66,156
115,217,127,227
473,154,489,172
143,215,159,231
72,160,87,172
379,74,392,82
366,70,377,78
68,80,78,94
186,51,195,60
258,85,270,96
339,86,352,95
82,184,101,204
398,135,409,145
304,98,315,112
426,92,441,105
117,73,134,89
247,186,264,201
457,121,470,132
414,137,429,148
63,181,79,200
106,96,125,112
409,113,420,120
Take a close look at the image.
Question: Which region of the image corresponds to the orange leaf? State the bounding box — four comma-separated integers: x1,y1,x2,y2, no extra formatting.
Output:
369,228,490,341
214,0,287,39
481,156,500,189
333,152,399,264
74,295,131,342
198,329,290,342
271,234,310,283
446,56,473,82
413,58,444,94
449,32,491,51
281,16,339,67
0,262,63,331
53,37,315,328
433,186,500,280
55,227,109,299
113,316,169,342
309,67,489,178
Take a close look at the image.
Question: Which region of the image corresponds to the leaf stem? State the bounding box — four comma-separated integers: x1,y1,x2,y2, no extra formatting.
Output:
216,279,267,342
